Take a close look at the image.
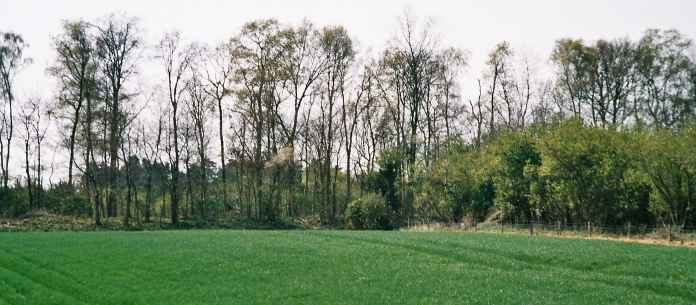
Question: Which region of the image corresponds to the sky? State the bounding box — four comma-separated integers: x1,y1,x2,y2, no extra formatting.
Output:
2,0,696,96
1,0,695,181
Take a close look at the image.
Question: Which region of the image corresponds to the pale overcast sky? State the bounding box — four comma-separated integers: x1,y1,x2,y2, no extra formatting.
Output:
2,0,696,96
1,0,695,181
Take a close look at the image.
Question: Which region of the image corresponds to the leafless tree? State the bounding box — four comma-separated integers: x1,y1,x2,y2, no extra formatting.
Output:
94,14,141,217
341,64,372,203
201,42,234,209
187,69,212,210
158,30,194,225
19,97,49,208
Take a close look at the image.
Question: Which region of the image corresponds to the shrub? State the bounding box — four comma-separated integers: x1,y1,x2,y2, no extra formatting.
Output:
345,193,391,230
489,132,541,223
637,125,696,227
44,183,90,216
358,149,406,226
537,120,648,225
0,187,30,217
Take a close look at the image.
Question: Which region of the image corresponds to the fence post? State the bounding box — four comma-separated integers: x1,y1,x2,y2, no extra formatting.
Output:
668,224,673,242
587,222,592,238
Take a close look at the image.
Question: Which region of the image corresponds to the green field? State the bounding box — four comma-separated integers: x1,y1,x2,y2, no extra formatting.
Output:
0,231,694,305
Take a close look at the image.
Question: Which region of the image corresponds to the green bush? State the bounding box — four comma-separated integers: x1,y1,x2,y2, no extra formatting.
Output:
44,183,90,216
637,125,696,227
537,120,649,225
367,149,402,214
413,144,497,224
489,132,541,223
345,193,391,230
0,187,30,217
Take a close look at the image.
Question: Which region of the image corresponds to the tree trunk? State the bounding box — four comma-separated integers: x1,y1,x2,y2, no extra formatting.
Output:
67,103,82,188
108,88,120,218
145,169,153,223
171,103,180,225
124,159,132,227
24,138,32,209
218,98,227,212
3,90,13,189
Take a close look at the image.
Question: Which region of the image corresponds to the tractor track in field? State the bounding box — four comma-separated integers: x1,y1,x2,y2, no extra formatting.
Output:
307,231,696,303
0,247,91,305
0,231,694,305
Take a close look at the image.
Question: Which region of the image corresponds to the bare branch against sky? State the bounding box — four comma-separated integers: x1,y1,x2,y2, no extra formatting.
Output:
0,0,694,181
2,0,695,96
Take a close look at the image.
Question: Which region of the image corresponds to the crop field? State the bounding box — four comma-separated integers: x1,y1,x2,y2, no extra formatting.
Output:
0,230,695,305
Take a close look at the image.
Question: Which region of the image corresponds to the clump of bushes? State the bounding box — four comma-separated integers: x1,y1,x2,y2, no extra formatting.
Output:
44,182,90,216
0,187,30,217
345,193,391,230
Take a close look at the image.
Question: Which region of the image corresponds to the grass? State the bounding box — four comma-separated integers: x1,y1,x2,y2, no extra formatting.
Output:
0,230,695,305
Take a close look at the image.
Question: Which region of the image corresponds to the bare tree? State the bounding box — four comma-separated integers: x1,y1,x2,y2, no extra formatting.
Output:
437,47,467,143
81,60,100,225
279,21,328,145
158,30,194,225
120,122,136,226
341,64,372,203
201,42,234,210
497,53,534,130
139,103,165,223
468,80,485,147
95,15,141,218
187,69,212,211
317,25,354,223
19,98,49,208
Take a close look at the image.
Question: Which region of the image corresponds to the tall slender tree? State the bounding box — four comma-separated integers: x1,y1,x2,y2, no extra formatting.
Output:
158,31,194,225
95,15,141,217
201,42,234,210
48,20,95,187
0,32,30,189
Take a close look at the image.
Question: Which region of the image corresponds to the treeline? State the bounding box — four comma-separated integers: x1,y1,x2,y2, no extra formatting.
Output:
410,122,696,229
0,14,695,230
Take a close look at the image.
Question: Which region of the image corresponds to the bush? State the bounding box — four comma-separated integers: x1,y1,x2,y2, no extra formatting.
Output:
345,193,391,230
44,183,90,216
537,120,648,225
0,187,30,217
489,132,541,223
637,125,696,227
362,149,403,214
